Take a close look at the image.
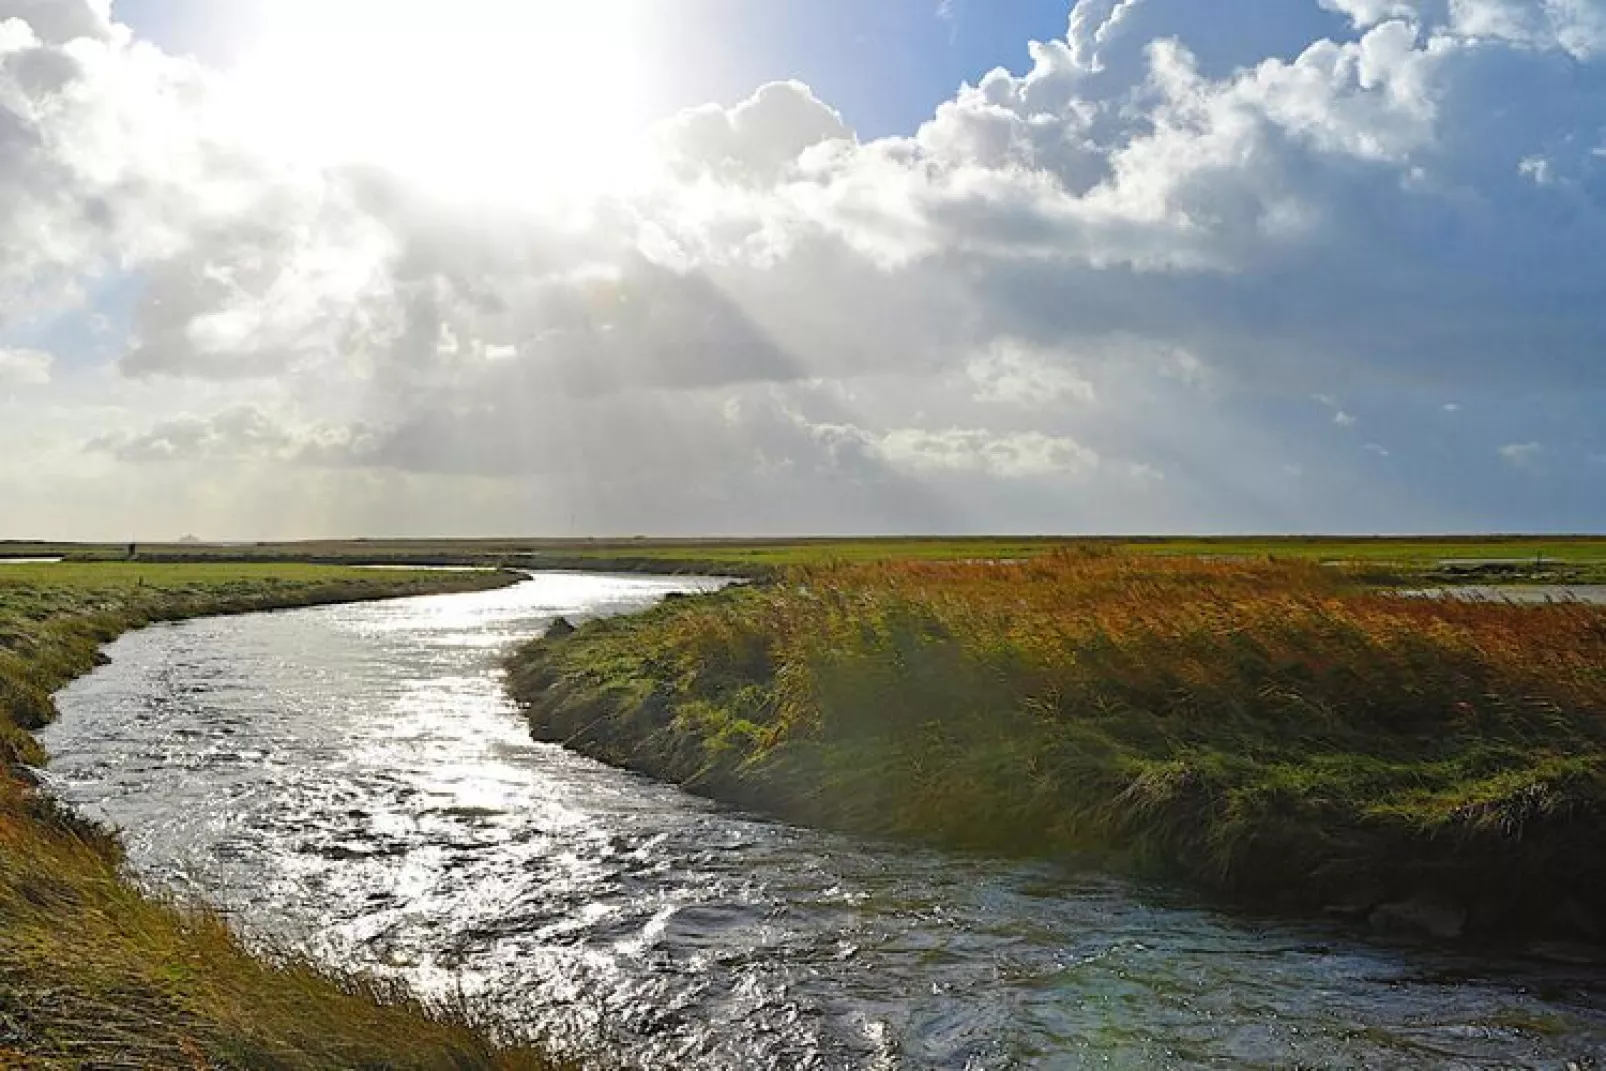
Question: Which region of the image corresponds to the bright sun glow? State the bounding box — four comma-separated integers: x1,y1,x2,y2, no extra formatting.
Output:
230,0,653,203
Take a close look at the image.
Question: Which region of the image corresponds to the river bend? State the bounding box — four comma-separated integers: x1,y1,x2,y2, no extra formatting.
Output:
38,573,1606,1068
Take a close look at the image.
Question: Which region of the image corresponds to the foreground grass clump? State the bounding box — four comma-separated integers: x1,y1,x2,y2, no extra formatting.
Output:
510,553,1606,937
0,562,565,1069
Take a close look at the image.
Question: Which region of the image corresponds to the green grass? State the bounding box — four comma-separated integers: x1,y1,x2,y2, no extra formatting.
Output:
0,562,575,1069
509,553,1606,938
11,534,1606,579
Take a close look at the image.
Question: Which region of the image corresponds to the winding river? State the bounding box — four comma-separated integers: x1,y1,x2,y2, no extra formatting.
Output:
37,573,1606,1068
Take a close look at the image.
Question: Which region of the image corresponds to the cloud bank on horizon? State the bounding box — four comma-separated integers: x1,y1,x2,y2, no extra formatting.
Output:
1,0,1604,538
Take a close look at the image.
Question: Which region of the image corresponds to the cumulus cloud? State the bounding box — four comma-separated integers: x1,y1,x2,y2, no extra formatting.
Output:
6,0,1606,535
659,80,852,184
22,0,1600,398
1448,0,1606,59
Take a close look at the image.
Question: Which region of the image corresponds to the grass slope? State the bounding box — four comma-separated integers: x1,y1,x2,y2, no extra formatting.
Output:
0,562,567,1069
509,553,1606,939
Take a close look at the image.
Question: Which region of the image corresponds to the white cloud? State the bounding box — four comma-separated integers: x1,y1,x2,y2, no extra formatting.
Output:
9,0,1596,401
0,346,50,384
1449,0,1606,60
3,0,1606,535
876,427,1100,478
1067,0,1146,70
1317,1,1431,29
659,80,852,185
1499,440,1543,467
966,339,1097,406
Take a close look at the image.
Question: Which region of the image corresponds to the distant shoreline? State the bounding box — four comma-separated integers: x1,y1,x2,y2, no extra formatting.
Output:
8,533,1606,586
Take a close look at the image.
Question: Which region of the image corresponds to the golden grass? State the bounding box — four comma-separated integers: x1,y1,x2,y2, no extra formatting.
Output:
511,553,1606,934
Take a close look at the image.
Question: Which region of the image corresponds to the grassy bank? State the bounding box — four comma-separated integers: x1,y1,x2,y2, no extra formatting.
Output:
0,562,565,1069
509,553,1606,941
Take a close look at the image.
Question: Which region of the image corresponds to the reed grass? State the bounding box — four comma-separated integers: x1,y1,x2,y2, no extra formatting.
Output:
510,553,1606,936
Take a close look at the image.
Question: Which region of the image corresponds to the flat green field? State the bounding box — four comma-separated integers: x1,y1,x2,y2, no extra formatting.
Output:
0,559,494,587
8,534,1606,575
1120,536,1606,564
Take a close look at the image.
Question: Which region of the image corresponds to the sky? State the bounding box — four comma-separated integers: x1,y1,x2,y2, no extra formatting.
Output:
1,0,1605,540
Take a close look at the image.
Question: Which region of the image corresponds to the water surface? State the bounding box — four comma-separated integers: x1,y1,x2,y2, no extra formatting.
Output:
39,573,1606,1068
1401,584,1606,604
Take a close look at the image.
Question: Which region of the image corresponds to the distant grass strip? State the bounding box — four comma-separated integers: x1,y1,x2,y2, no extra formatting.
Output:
0,562,569,1069
13,533,1606,579
510,553,1606,938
